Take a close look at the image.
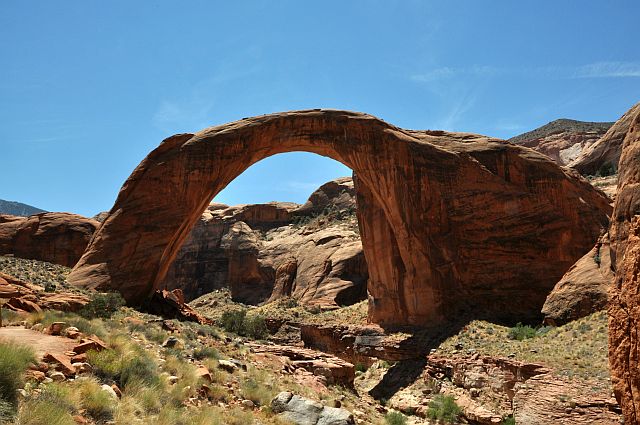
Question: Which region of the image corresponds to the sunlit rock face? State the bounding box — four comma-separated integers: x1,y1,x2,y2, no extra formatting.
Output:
607,104,640,424
67,109,610,328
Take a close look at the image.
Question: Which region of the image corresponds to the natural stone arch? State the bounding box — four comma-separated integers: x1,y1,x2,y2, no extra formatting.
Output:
67,110,611,328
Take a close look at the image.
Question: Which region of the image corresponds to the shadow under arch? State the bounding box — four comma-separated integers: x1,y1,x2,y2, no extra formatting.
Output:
67,109,611,328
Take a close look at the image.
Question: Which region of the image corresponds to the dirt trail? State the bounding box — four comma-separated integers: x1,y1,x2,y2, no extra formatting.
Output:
0,326,75,358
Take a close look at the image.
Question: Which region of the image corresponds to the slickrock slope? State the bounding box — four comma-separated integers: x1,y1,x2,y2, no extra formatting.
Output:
509,119,612,165
160,178,366,307
541,234,613,325
68,110,611,328
571,102,640,175
608,104,640,424
0,212,100,267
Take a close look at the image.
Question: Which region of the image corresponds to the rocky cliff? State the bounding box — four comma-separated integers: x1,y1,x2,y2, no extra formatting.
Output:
570,102,640,175
509,119,613,166
0,213,100,267
160,177,367,307
608,103,640,424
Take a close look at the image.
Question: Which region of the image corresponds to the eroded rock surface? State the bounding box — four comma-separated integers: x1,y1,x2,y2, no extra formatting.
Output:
608,103,640,424
160,178,366,307
571,102,640,175
271,391,355,425
509,119,612,166
0,213,99,267
541,234,613,325
68,110,611,327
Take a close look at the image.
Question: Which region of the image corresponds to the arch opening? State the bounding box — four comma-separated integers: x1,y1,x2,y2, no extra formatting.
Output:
67,110,611,328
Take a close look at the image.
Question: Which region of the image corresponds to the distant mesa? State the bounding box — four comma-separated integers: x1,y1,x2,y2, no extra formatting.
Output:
0,199,46,217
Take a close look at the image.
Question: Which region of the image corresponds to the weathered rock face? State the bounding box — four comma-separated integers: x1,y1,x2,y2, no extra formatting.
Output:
509,119,613,166
608,104,640,424
570,102,640,175
0,213,100,267
541,234,613,326
0,272,89,313
271,391,355,425
67,110,611,328
160,182,366,307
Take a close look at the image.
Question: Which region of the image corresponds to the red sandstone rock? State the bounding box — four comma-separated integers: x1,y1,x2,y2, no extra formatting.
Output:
608,103,640,424
541,234,613,325
43,352,75,376
146,289,212,325
0,212,100,267
67,110,611,327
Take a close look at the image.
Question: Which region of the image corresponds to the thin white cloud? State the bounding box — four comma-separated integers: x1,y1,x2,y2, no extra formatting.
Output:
411,61,640,83
573,61,640,78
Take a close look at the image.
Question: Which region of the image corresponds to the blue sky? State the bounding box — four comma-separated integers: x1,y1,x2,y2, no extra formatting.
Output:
1,1,639,217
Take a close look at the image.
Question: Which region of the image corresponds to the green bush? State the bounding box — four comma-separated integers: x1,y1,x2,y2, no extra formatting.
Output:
219,309,246,334
507,323,537,341
80,292,125,319
502,416,516,425
0,342,36,409
218,310,268,339
385,411,408,425
596,162,616,177
426,394,462,423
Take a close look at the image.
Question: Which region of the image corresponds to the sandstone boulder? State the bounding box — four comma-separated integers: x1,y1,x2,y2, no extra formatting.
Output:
608,102,640,424
541,234,613,325
0,212,99,267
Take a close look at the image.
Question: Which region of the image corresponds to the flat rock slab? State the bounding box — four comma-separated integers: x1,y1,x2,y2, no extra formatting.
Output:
0,326,75,358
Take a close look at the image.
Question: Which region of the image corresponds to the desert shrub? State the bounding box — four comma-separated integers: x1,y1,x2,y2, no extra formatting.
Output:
240,377,274,407
14,399,75,425
385,411,408,425
193,346,220,360
243,313,268,339
37,382,76,412
507,323,537,341
219,309,246,334
426,394,462,423
219,309,268,339
0,399,14,423
596,162,616,177
502,417,516,425
80,292,125,319
0,342,36,409
355,363,367,373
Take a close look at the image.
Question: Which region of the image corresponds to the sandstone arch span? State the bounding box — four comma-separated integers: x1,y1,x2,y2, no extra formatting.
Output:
67,110,611,327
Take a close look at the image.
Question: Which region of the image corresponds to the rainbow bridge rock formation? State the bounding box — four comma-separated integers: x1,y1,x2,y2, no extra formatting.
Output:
67,110,611,328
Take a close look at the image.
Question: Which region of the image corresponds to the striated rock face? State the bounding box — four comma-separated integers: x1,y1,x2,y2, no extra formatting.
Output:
68,110,611,328
509,119,612,166
0,213,100,267
160,180,366,307
541,234,613,326
570,102,640,175
608,104,640,424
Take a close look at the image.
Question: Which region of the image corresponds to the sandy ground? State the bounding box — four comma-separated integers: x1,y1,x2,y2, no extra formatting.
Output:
0,326,75,358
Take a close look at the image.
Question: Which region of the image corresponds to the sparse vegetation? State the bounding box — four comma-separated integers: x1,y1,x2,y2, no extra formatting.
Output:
507,322,537,341
385,410,408,425
79,292,126,319
219,309,268,339
426,394,462,423
0,342,35,412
